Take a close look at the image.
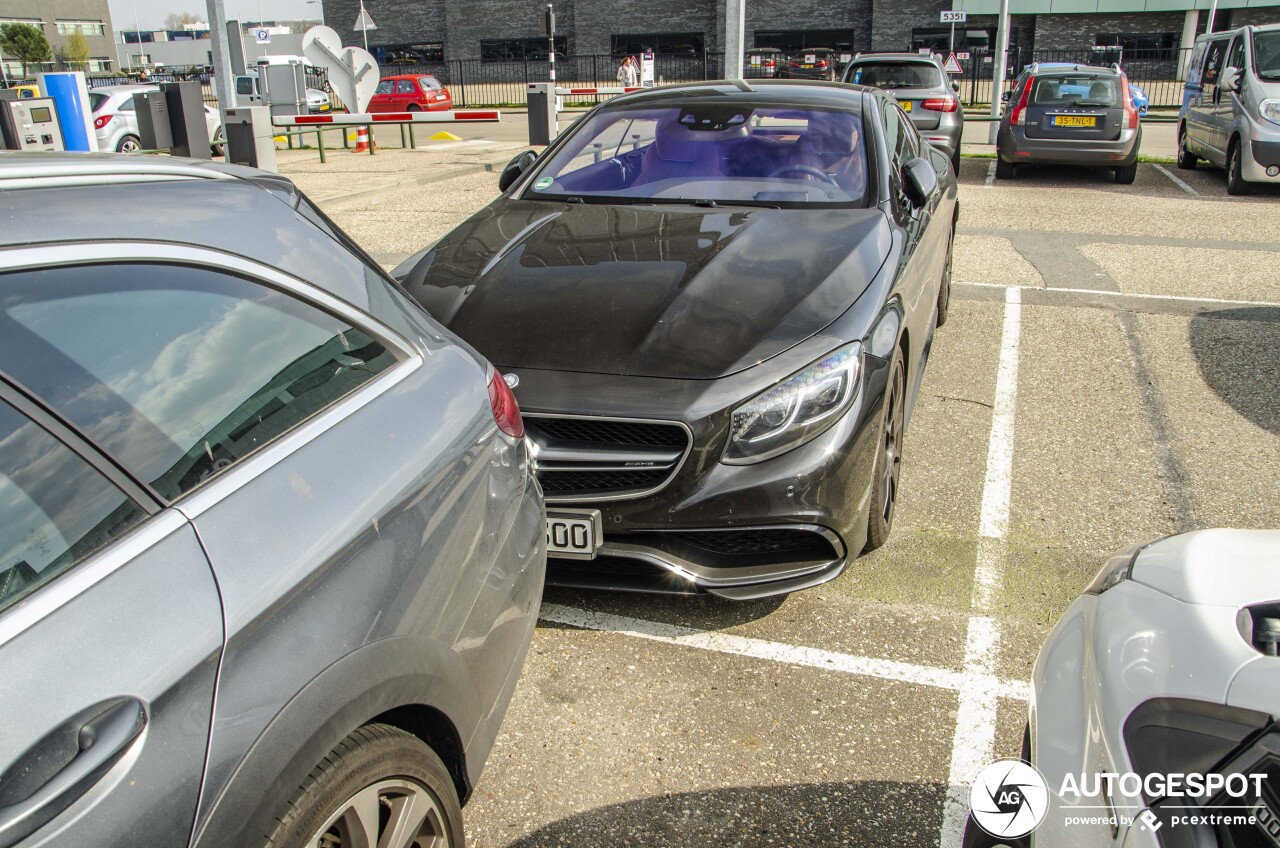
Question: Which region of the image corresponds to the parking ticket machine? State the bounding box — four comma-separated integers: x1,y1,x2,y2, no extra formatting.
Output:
0,94,65,152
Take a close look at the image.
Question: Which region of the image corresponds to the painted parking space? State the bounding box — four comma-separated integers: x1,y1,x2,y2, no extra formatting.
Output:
311,148,1280,848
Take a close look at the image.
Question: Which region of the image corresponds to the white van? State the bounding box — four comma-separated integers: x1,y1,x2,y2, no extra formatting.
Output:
1178,24,1280,195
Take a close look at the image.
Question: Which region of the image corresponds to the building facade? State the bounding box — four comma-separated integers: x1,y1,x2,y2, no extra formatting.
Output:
322,0,1278,63
1,0,117,76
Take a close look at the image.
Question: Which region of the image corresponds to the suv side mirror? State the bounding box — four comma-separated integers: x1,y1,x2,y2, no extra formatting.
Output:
902,157,938,208
1000,89,1013,103
951,80,960,93
1221,66,1241,92
498,150,538,192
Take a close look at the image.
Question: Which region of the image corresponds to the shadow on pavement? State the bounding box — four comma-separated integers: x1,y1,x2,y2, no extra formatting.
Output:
540,584,787,629
1189,307,1280,436
492,780,944,848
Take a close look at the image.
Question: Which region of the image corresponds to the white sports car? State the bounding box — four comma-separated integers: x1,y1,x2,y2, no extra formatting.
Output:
967,529,1280,848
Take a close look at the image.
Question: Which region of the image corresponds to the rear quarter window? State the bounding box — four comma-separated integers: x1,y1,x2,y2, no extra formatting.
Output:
0,263,400,502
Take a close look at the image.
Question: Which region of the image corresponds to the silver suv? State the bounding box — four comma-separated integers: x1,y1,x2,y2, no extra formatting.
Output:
0,154,545,848
1178,24,1280,195
843,53,964,173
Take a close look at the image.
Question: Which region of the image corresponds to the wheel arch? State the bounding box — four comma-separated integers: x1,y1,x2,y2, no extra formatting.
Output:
191,635,480,848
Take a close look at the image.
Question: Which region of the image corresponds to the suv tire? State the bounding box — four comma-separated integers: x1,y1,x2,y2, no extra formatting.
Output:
265,723,464,848
994,157,1016,179
1113,161,1138,184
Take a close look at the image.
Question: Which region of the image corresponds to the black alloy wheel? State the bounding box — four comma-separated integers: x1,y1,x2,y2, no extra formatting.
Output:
865,351,906,551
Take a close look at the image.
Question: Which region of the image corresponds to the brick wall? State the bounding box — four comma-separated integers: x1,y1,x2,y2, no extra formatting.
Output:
745,0,874,53
1227,8,1280,28
574,0,715,56
1030,11,1187,51
323,0,447,52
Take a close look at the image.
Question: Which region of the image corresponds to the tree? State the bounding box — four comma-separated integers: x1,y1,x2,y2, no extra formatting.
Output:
163,11,204,30
0,23,52,76
62,31,90,69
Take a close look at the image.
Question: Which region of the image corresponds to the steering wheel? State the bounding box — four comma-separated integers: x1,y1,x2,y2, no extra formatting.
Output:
770,165,839,186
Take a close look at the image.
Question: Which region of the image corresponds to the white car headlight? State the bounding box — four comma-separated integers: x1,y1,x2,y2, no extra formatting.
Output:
1262,99,1280,127
723,342,862,465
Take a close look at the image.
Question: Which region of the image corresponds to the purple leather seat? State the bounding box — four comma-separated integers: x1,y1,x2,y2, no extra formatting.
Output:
637,122,723,184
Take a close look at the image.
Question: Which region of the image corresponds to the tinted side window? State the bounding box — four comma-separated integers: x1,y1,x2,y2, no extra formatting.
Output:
375,80,394,94
1227,36,1245,73
0,399,146,612
235,77,255,96
1202,38,1228,85
0,263,399,502
396,79,416,94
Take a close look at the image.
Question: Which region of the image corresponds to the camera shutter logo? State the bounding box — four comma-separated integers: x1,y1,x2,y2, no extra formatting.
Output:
970,759,1050,839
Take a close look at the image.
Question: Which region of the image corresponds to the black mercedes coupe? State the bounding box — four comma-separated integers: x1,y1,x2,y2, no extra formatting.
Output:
395,79,958,599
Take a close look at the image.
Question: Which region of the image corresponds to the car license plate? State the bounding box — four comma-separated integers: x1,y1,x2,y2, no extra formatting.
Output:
546,509,602,560
802,64,814,69
899,101,913,112
1054,115,1097,127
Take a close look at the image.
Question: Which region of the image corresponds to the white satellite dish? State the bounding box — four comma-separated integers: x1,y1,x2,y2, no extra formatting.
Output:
302,25,379,113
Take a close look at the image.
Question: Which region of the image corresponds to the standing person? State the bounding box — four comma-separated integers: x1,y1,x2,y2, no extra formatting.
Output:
617,55,638,87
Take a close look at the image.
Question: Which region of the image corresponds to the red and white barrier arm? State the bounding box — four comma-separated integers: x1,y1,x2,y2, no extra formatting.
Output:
539,86,645,96
271,110,502,127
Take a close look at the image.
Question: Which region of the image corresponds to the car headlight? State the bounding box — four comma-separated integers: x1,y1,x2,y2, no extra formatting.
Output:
723,342,862,465
1082,542,1147,594
1262,99,1280,127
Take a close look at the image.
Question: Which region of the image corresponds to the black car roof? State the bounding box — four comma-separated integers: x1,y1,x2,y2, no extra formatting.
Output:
600,79,869,111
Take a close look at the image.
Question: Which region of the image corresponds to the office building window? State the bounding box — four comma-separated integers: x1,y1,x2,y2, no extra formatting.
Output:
755,30,854,53
1095,32,1177,59
56,20,105,36
122,31,155,44
377,43,444,64
610,33,704,57
480,37,566,62
912,27,994,53
87,57,112,72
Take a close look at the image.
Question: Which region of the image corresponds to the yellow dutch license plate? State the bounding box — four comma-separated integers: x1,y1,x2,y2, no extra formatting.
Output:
1055,115,1097,128
900,101,913,112
802,64,814,68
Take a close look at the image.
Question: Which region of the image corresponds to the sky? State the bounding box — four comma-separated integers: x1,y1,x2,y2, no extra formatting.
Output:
105,0,323,31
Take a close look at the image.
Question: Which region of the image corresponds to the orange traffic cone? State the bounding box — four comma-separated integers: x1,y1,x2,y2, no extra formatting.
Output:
353,125,375,153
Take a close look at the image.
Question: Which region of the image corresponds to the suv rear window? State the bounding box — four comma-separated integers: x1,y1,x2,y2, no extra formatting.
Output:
1030,75,1119,107
849,62,943,89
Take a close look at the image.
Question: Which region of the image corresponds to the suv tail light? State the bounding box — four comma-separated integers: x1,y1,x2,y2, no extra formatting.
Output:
1010,76,1034,126
93,115,111,129
488,371,524,438
922,97,959,113
1121,73,1139,129
764,59,776,68
817,60,829,68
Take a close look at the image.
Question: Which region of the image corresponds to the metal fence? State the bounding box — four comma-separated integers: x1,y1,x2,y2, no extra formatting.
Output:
11,46,1198,113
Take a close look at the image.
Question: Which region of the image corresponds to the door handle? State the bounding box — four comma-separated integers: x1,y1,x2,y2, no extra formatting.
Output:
0,698,146,848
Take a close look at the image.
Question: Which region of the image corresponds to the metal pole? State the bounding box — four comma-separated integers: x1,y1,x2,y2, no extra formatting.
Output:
725,0,745,80
359,0,368,52
0,42,9,88
546,3,555,89
206,0,236,109
1206,0,1219,34
950,22,955,55
987,0,1011,144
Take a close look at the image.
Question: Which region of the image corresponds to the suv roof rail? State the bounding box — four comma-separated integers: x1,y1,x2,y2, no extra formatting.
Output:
0,156,242,192
1030,62,1040,74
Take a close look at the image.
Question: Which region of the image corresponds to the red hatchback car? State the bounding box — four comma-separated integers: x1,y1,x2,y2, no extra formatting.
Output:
368,75,453,112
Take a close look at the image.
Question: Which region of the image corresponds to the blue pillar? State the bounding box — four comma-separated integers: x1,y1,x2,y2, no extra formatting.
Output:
38,72,95,151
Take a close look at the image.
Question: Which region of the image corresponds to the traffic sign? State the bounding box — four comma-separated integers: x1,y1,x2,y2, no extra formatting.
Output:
943,52,964,74
941,10,968,23
957,51,971,60
353,8,377,31
255,28,270,43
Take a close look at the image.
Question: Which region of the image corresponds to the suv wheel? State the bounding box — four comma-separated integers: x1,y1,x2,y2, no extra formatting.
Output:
994,157,1016,179
1113,161,1138,185
1226,140,1254,196
1177,127,1198,170
266,724,463,848
864,349,906,552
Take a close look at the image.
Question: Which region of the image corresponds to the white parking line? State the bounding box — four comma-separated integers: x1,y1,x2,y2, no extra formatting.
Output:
960,281,1280,310
1152,163,1199,196
984,160,997,188
939,285,1023,848
540,603,1031,700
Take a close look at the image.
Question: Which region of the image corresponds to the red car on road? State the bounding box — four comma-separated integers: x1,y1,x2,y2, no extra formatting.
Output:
368,74,453,112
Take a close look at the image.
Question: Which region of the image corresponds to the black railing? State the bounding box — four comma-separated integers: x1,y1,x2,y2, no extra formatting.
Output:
958,47,1196,109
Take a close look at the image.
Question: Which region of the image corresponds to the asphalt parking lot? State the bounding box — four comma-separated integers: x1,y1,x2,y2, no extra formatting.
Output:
285,131,1280,847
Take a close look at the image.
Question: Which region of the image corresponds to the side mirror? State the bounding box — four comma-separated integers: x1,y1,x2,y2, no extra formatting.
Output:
902,157,938,208
1000,89,1013,103
498,150,538,192
1221,66,1241,93
951,80,960,93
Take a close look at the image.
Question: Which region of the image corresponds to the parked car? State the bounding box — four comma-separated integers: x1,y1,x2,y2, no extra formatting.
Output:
369,74,453,112
782,48,842,81
1023,62,1150,117
88,84,223,154
995,62,1142,183
844,52,964,173
744,47,784,78
8,83,38,99
1178,23,1280,195
1129,83,1149,115
0,152,545,848
964,529,1280,848
394,80,958,600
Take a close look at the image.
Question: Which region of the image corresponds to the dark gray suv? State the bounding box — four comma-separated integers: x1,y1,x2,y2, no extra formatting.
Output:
0,153,545,848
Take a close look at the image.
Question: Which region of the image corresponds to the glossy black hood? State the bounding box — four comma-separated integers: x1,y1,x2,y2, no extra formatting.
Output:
397,199,890,380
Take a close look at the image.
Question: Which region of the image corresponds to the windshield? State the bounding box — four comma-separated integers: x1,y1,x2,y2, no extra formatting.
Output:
850,62,942,89
1030,75,1119,107
524,103,869,207
1255,31,1280,79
